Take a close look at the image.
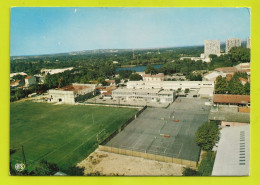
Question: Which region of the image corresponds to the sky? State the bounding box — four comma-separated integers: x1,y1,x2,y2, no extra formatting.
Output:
10,7,250,56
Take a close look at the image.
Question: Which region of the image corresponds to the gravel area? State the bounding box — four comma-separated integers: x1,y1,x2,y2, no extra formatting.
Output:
77,149,185,176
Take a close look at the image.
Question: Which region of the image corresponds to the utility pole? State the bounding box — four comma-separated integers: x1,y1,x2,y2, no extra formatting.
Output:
22,145,26,165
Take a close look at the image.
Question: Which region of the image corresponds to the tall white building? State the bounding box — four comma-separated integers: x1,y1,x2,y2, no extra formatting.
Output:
226,38,241,53
204,40,220,58
246,37,251,49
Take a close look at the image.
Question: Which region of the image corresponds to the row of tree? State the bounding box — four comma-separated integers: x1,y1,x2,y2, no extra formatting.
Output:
215,72,250,95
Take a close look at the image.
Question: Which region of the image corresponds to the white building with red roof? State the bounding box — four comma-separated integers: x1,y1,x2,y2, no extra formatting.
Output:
48,83,96,104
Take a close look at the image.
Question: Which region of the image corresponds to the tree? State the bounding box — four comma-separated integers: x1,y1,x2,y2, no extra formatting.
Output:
195,122,220,151
145,64,157,74
215,76,228,94
115,78,121,84
118,70,134,79
34,160,59,176
184,88,190,93
97,77,108,86
229,47,250,65
182,167,201,176
244,82,250,95
129,73,143,81
228,77,245,95
63,166,85,176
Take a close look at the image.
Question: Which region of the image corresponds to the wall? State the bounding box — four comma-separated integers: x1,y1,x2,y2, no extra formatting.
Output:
221,121,249,127
98,145,197,168
48,90,75,104
100,106,147,146
127,81,214,90
238,107,250,113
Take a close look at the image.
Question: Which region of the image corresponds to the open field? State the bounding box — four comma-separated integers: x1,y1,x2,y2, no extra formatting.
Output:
78,149,185,176
10,102,138,170
105,98,210,163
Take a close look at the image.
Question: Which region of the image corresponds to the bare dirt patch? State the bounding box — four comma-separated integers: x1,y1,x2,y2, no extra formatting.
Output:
77,149,185,176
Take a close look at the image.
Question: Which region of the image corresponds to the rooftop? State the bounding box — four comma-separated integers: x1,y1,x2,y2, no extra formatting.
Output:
208,109,250,123
104,86,117,92
114,88,161,93
143,73,165,78
215,67,238,73
60,84,91,93
239,77,248,83
198,87,214,95
25,76,31,79
105,80,115,84
203,71,220,81
213,94,250,104
212,125,250,176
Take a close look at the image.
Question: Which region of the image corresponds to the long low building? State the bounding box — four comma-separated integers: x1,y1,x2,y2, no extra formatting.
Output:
213,94,250,107
127,81,214,90
212,125,250,176
112,88,176,103
48,83,96,104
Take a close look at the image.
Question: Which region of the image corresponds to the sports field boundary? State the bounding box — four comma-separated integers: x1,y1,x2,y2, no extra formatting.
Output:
98,145,197,168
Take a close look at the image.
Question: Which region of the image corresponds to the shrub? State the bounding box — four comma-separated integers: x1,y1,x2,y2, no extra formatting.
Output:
198,151,216,176
182,167,201,176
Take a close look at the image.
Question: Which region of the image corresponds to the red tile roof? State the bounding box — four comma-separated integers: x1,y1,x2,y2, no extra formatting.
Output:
96,87,106,90
226,74,232,77
103,91,112,95
143,73,164,78
239,77,248,83
105,86,117,92
105,80,115,84
213,94,250,104
25,76,31,79
10,80,21,86
60,84,90,93
215,67,238,73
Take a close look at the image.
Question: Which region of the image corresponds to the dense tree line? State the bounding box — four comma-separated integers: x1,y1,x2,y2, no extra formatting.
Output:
10,46,204,75
215,72,250,95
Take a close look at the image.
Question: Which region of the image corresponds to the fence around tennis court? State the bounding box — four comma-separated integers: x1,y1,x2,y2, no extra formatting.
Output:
98,145,197,168
100,105,147,146
99,104,197,167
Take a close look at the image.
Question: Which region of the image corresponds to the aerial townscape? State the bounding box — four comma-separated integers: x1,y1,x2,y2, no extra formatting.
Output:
10,8,250,176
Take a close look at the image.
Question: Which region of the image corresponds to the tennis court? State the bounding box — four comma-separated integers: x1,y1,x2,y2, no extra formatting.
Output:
105,97,210,162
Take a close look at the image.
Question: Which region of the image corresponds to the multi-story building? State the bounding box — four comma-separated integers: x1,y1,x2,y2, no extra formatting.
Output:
204,40,220,57
112,88,176,103
226,38,241,53
246,37,251,49
48,83,96,104
127,81,214,90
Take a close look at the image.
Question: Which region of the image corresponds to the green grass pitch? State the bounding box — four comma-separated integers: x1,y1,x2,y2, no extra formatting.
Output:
10,101,138,170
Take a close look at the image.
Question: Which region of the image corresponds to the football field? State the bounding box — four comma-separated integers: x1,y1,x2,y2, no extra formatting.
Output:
10,101,138,170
